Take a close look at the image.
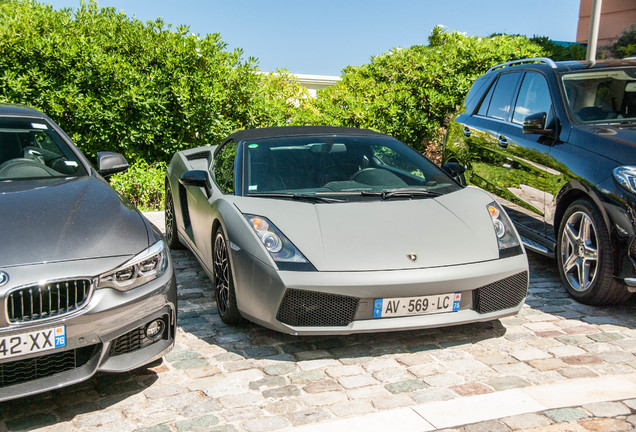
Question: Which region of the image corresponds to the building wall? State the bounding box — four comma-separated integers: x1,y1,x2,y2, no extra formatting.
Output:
577,0,636,48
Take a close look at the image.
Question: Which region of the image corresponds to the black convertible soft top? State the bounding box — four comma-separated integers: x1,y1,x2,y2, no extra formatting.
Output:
224,126,385,143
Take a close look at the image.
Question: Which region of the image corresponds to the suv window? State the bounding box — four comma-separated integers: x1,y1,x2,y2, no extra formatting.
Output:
477,72,521,120
512,72,553,125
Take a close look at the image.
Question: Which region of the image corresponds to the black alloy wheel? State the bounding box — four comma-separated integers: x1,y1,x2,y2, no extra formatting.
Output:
213,227,241,324
556,199,630,305
164,184,182,249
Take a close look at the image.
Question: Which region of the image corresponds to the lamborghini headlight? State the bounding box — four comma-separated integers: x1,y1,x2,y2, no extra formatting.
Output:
487,202,520,252
244,214,310,267
98,240,169,290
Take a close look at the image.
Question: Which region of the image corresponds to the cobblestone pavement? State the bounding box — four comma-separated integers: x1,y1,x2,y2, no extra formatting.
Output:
2,213,636,432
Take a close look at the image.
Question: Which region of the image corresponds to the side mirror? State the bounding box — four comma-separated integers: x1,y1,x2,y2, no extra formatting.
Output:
442,162,467,186
523,112,552,135
97,151,129,177
179,170,212,191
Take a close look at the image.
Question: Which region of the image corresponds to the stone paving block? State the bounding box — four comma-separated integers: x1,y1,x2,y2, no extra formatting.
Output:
175,414,220,431
501,413,552,429
300,391,348,407
249,376,287,390
262,385,302,399
132,425,172,432
463,419,510,432
263,399,305,416
329,400,374,417
289,370,325,384
288,408,332,426
578,418,633,431
422,372,465,387
384,379,428,394
543,407,590,422
346,385,391,400
362,358,402,373
557,367,599,379
143,384,187,399
220,393,266,409
372,368,413,383
510,347,553,361
6,413,58,431
547,345,587,357
582,401,632,417
324,365,365,378
408,362,448,377
450,382,493,396
486,376,530,391
303,379,341,394
371,394,413,410
242,416,291,432
410,387,459,403
338,374,378,389
221,406,266,423
297,359,340,371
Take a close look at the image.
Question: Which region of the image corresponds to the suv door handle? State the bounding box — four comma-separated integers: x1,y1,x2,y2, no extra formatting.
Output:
498,136,508,148
463,128,471,138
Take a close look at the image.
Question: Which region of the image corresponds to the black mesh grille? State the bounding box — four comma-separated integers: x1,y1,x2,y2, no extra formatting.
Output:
6,280,92,324
0,345,97,388
276,289,359,327
110,315,170,356
474,271,528,314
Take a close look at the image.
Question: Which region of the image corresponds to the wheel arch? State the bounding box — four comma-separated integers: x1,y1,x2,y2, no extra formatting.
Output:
553,182,613,243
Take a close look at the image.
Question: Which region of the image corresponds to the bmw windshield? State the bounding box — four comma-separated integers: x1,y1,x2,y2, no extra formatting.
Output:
562,67,636,124
242,135,461,200
0,117,87,181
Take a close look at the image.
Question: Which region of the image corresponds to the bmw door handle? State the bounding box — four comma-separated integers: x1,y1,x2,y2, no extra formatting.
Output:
463,128,471,138
498,136,508,148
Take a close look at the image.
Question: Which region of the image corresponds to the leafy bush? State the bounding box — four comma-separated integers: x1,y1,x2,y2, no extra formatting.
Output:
605,25,636,58
109,160,167,211
0,0,309,164
302,27,546,157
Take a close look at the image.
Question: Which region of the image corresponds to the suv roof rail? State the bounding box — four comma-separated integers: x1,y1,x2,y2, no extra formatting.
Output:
487,57,557,73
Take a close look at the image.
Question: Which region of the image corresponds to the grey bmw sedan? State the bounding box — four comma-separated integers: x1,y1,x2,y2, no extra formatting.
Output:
0,104,176,401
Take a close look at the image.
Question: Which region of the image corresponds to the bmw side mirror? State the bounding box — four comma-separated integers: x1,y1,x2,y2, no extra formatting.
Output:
523,112,552,135
97,151,129,177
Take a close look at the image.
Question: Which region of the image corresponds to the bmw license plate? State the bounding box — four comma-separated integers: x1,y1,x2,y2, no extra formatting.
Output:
373,293,461,318
0,326,66,360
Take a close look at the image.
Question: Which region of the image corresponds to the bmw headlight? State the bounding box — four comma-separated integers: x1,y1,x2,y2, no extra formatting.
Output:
98,241,169,290
613,166,636,194
487,202,521,256
244,214,314,270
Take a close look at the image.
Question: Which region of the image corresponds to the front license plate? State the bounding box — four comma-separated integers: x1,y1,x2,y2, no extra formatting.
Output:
373,293,461,318
0,326,66,360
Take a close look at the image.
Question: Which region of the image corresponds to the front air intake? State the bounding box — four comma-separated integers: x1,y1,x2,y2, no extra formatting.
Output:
276,289,359,327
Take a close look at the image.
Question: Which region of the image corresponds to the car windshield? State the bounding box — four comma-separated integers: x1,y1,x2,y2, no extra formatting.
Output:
0,117,87,181
562,67,636,124
243,134,461,200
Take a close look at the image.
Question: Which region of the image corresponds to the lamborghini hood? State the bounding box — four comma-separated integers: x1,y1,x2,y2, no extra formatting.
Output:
234,188,504,272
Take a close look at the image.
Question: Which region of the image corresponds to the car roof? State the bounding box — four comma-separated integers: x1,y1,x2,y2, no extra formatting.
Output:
486,58,636,76
225,126,386,143
0,103,47,118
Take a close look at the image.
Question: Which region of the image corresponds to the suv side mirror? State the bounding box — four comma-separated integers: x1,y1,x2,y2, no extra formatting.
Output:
523,112,552,135
97,151,129,177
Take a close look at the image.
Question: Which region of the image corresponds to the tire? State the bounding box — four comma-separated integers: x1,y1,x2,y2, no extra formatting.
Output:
164,183,183,249
213,227,242,324
556,199,630,305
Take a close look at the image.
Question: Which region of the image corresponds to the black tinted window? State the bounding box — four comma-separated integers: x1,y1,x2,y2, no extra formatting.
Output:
478,73,521,121
214,140,236,194
513,72,553,125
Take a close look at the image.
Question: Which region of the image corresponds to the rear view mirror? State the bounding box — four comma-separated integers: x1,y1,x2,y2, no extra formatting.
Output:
179,170,211,189
97,151,129,177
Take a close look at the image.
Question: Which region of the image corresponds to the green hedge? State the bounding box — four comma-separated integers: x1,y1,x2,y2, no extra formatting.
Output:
0,0,309,164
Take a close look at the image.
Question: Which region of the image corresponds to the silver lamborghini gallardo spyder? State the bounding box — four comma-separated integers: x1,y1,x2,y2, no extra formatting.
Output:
165,127,529,335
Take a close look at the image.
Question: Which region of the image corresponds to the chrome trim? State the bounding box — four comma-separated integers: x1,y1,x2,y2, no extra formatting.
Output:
624,277,636,289
4,278,96,325
487,57,557,73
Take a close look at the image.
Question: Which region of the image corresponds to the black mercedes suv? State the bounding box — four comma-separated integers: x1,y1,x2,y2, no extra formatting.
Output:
443,57,636,305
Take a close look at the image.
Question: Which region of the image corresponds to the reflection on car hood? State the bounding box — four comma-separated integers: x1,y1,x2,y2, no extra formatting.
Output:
580,125,636,164
235,187,501,271
0,176,149,267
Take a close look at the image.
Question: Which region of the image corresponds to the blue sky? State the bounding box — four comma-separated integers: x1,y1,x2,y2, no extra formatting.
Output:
44,0,581,76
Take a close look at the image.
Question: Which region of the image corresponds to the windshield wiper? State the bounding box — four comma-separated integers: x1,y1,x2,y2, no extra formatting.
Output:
248,192,345,203
378,188,443,200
